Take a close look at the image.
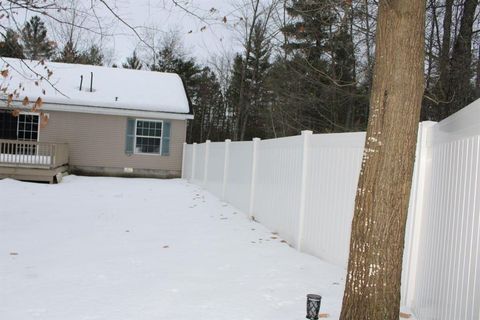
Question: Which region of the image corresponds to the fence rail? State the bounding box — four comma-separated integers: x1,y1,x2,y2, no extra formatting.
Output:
182,100,480,320
0,139,69,169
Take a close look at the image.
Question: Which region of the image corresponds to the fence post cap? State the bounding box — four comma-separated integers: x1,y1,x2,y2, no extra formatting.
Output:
225,139,232,142
253,137,261,141
193,142,197,145
206,140,211,143
301,130,313,135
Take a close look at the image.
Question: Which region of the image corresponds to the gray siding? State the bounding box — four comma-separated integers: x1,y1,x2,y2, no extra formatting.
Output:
39,110,186,175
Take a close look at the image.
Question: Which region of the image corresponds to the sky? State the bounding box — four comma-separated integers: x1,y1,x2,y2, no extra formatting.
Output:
51,0,249,66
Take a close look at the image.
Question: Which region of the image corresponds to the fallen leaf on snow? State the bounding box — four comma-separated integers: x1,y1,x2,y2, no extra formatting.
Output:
319,313,330,318
10,252,18,256
400,312,412,318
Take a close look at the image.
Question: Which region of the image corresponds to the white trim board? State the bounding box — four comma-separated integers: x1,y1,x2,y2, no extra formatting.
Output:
1,101,194,120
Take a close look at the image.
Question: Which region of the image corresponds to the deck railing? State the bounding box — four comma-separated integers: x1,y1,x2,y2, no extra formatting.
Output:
0,139,69,169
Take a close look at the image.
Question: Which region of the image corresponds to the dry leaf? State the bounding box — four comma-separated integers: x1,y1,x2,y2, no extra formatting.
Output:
163,245,169,249
22,96,29,106
35,97,43,110
200,26,207,32
319,313,330,318
40,113,49,128
1,69,8,78
9,252,18,256
223,16,227,23
11,109,20,117
7,93,13,106
400,312,412,319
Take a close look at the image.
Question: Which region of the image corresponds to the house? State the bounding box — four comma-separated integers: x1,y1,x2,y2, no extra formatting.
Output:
0,57,193,182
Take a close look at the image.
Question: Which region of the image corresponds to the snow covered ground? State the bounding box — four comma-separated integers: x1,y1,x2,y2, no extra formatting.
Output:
0,176,346,320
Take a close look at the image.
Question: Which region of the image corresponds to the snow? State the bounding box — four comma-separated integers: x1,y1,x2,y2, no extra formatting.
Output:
0,58,190,114
0,176,346,320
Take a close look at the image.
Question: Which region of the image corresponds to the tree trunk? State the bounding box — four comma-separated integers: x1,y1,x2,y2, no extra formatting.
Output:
339,0,425,318
438,0,453,89
446,0,478,116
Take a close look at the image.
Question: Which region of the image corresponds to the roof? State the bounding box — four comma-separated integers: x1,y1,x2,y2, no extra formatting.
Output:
0,58,192,116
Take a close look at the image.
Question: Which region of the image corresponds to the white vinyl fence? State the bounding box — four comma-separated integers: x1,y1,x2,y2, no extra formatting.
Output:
182,100,480,319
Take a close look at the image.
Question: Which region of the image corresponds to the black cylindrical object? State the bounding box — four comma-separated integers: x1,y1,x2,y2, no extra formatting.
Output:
90,72,93,92
306,294,322,320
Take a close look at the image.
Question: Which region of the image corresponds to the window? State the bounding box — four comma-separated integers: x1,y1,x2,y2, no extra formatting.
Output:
134,119,163,154
0,110,18,140
17,114,40,141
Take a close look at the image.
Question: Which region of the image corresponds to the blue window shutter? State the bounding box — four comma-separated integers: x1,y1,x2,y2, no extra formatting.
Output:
162,121,171,156
125,118,135,155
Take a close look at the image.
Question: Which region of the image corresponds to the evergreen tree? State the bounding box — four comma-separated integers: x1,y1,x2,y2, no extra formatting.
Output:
151,46,201,92
122,51,142,69
150,42,225,143
282,0,336,63
54,40,80,63
0,29,25,58
230,21,272,140
22,16,55,60
78,45,103,65
275,0,368,133
190,67,226,142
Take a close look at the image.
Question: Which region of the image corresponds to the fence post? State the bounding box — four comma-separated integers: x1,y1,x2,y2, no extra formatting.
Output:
403,121,436,308
297,130,313,251
222,139,231,200
248,137,260,219
191,142,197,182
203,140,211,187
181,142,187,179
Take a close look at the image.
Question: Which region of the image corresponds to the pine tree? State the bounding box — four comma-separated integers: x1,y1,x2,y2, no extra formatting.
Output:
22,16,55,60
277,0,368,133
55,40,80,63
189,67,226,142
282,0,336,63
123,51,142,69
78,45,103,66
241,21,272,140
0,29,25,58
151,46,201,92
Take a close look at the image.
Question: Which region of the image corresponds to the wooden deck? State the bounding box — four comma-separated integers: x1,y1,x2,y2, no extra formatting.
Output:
0,139,69,183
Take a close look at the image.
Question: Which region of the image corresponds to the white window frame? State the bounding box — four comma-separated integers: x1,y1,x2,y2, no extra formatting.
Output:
17,111,41,142
133,118,163,155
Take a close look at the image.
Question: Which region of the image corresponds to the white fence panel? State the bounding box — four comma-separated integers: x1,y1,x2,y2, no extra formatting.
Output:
192,143,206,185
409,102,480,320
252,135,304,247
302,132,365,267
224,141,254,214
180,99,480,320
205,142,226,198
182,144,194,180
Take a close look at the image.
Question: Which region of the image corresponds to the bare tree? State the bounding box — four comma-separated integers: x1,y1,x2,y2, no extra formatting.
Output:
340,0,425,318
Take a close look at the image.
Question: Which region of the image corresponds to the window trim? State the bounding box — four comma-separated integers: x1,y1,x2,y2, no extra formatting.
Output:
17,112,41,142
133,118,163,155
